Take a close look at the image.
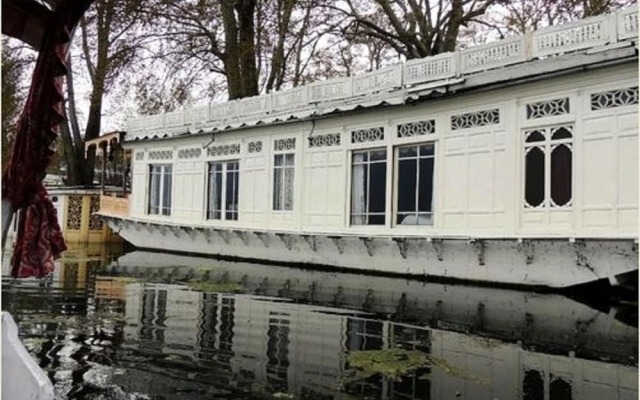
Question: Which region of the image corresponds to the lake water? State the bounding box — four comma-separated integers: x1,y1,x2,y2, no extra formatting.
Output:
2,244,637,400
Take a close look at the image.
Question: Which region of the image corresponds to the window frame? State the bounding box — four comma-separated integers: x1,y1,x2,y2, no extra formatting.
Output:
272,138,296,212
393,142,436,227
206,160,240,221
349,147,388,226
147,163,173,216
523,124,574,210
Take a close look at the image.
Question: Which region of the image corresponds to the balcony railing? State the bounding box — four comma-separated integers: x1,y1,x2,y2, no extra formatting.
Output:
125,6,638,140
100,194,130,218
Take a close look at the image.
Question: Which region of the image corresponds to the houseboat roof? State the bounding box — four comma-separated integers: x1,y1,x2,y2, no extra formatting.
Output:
123,6,638,143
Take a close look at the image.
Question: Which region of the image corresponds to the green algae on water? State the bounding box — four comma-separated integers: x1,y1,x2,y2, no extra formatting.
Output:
344,348,486,385
345,348,429,381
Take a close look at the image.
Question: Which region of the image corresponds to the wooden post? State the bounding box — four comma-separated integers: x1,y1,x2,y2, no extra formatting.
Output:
101,143,106,194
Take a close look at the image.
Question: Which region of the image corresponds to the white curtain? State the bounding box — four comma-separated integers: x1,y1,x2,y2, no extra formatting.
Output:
149,167,160,214
207,168,218,218
284,165,294,210
351,153,366,224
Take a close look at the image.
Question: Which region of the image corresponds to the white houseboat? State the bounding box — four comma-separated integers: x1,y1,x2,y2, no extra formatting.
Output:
99,7,639,289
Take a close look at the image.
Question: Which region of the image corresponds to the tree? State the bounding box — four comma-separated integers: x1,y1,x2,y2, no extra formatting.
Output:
338,0,502,59
497,0,635,35
1,40,30,173
144,0,344,100
60,0,146,185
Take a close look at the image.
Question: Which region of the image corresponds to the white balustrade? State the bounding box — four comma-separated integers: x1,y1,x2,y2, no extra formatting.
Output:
164,110,185,128
533,15,611,58
460,36,527,74
145,114,165,130
125,117,147,132
239,93,272,116
185,106,209,126
210,101,238,121
403,52,456,86
309,77,353,102
617,5,638,40
123,6,636,139
272,86,309,113
353,65,402,95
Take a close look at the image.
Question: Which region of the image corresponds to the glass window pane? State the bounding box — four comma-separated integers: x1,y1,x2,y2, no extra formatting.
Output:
551,126,572,140
549,377,572,400
525,130,545,143
274,154,283,167
368,161,386,214
351,163,367,225
397,158,417,214
525,147,545,207
399,146,417,159
285,153,295,166
550,144,572,206
418,157,434,213
207,165,219,219
284,167,294,210
353,151,368,163
148,167,160,214
162,166,172,216
368,214,385,225
370,149,386,161
420,144,434,157
273,168,283,210
523,370,544,400
226,169,239,219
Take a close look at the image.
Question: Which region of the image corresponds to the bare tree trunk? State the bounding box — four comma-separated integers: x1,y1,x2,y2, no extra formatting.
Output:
237,0,258,97
266,0,295,92
221,0,259,99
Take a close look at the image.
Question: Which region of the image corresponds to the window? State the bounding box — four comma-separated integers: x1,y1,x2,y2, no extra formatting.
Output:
524,125,572,208
148,164,172,215
351,148,387,225
207,161,239,220
273,153,294,211
396,144,435,225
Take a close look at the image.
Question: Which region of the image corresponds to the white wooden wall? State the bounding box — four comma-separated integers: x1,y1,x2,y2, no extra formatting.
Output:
127,63,637,239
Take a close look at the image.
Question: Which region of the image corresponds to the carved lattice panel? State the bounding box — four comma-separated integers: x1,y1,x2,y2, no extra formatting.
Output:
274,138,296,151
451,109,500,130
526,98,570,119
308,133,341,148
89,196,103,231
148,150,173,160
398,120,435,138
590,87,639,111
135,152,144,161
351,127,384,143
66,195,83,230
248,141,263,153
207,144,241,157
178,148,202,159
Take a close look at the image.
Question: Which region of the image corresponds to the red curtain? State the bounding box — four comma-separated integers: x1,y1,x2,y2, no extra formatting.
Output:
2,0,93,278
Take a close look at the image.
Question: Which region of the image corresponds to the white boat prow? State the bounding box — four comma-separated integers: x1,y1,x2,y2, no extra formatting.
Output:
2,312,55,400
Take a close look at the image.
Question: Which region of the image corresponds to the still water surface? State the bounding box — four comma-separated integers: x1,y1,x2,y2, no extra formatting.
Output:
2,245,638,400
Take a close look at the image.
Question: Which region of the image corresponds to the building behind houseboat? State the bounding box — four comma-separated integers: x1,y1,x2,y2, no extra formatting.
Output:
100,7,639,289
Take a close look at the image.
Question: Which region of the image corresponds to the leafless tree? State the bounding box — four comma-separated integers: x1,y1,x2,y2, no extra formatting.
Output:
337,0,502,59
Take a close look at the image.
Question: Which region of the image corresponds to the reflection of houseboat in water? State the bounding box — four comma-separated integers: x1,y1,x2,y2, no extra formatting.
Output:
108,252,637,399
98,8,639,289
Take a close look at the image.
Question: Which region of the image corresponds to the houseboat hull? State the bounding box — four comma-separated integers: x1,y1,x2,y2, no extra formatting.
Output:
102,214,637,289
